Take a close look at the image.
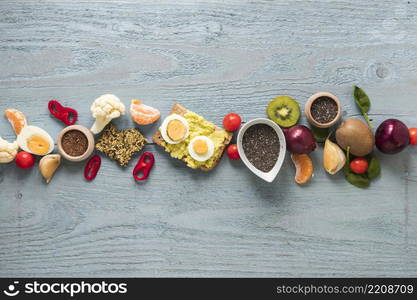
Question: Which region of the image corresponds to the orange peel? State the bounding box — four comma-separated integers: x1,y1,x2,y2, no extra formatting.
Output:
291,153,313,184
4,108,27,135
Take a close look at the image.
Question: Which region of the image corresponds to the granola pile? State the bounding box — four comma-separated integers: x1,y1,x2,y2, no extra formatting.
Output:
95,123,147,167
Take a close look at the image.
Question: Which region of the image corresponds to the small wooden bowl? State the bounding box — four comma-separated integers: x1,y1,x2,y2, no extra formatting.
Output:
304,92,342,128
57,125,95,162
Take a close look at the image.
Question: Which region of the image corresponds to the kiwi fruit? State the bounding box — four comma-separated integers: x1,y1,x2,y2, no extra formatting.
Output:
267,96,301,128
335,118,375,157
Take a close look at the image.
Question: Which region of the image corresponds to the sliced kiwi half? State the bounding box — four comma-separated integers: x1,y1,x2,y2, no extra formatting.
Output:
267,96,301,128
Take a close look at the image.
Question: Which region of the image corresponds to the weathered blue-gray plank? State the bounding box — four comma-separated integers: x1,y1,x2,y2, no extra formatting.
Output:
1,0,417,277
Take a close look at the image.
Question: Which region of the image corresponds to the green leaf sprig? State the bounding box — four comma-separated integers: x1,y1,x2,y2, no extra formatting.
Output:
367,156,381,179
344,147,381,188
353,86,373,128
344,147,370,189
311,126,330,143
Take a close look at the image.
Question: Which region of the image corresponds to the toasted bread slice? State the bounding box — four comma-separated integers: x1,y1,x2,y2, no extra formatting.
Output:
153,104,232,171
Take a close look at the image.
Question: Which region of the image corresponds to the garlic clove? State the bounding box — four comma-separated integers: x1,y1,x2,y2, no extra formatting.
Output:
323,139,346,175
39,154,61,183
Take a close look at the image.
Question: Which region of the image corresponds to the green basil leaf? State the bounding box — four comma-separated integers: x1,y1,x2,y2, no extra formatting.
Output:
344,146,370,188
353,86,370,113
311,126,330,143
343,146,351,176
346,172,370,189
367,156,381,179
353,86,373,128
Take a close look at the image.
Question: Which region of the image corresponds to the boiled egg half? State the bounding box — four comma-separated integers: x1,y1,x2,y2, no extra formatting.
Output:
160,114,189,144
188,136,214,162
17,125,54,156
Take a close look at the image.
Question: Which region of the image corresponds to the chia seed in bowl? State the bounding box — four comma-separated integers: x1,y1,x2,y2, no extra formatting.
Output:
242,124,280,172
305,92,342,129
310,96,338,124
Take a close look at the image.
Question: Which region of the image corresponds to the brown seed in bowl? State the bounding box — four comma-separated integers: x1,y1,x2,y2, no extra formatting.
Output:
61,130,88,157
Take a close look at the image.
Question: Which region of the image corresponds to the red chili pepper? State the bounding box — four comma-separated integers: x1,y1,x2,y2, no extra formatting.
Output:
84,155,101,181
133,152,155,181
48,100,78,126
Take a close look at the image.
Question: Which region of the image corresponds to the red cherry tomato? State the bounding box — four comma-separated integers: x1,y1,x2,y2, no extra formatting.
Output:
223,113,241,132
227,144,240,160
350,157,368,174
15,151,35,169
409,128,417,146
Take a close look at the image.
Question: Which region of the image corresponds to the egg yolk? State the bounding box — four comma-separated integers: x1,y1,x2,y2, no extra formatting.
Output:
193,139,208,155
167,119,186,141
27,135,50,155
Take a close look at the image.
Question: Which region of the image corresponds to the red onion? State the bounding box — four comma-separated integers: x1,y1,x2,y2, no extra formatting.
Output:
375,119,409,154
284,125,317,154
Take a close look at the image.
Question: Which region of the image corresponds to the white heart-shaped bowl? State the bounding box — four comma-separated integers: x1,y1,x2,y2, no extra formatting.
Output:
237,118,287,182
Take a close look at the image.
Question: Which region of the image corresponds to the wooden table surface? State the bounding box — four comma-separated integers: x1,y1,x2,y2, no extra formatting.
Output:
1,0,417,277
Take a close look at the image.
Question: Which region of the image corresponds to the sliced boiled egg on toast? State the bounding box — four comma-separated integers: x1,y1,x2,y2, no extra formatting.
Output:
17,125,54,156
188,136,214,162
160,114,189,144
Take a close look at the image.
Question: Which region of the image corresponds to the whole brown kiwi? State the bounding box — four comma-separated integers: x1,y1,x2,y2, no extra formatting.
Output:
336,118,375,156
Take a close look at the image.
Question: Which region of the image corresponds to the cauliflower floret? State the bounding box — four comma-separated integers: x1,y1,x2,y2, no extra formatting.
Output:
0,137,18,163
90,94,126,134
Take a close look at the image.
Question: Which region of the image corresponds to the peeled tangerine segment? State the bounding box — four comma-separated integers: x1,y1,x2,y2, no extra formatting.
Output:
4,108,27,135
130,99,161,125
291,153,313,184
39,154,61,183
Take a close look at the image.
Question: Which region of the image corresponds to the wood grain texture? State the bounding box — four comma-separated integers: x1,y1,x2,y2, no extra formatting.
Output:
1,0,417,277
